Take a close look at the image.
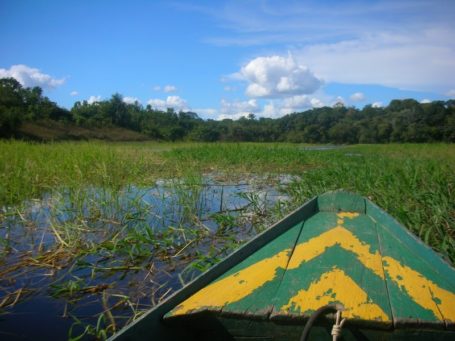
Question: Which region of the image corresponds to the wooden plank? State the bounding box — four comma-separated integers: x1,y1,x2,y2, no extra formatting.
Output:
317,191,365,213
366,200,455,284
219,221,304,318
270,211,393,328
376,222,455,329
166,221,304,319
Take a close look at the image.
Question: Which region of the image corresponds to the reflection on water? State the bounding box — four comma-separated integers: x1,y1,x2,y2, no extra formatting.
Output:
0,173,297,340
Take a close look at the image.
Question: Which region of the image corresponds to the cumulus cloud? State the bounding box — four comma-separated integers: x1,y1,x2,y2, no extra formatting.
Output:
123,96,141,104
217,99,260,119
350,92,365,102
283,95,323,109
147,96,189,111
163,85,177,93
372,101,383,108
70,91,79,96
87,95,102,104
218,95,325,120
0,64,65,89
420,99,431,104
262,95,325,118
236,54,322,98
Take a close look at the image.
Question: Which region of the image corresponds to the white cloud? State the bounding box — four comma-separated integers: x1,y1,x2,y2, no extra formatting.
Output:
123,96,141,104
446,89,455,98
332,96,345,107
70,91,79,96
147,95,189,111
217,94,326,120
188,1,455,92
218,99,260,119
297,29,455,92
218,112,250,120
261,95,325,118
350,92,365,102
420,99,431,104
163,85,177,93
236,54,322,98
153,85,161,91
310,98,324,108
372,101,383,108
0,64,64,89
87,95,102,104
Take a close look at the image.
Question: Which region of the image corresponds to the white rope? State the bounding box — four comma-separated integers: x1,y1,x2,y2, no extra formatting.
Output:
331,309,346,341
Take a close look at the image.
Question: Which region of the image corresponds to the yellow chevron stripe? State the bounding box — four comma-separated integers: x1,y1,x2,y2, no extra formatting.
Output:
281,268,389,321
286,214,385,279
169,247,291,316
168,212,455,322
383,256,455,321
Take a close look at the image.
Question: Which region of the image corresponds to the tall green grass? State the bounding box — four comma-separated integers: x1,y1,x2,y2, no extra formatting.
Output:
162,143,455,261
0,141,169,205
1,141,454,262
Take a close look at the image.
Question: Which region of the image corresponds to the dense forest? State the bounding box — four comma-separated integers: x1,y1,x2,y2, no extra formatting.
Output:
1,77,454,143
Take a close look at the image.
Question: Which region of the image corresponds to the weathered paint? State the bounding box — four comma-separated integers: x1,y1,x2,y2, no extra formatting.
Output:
281,268,389,320
169,247,291,316
167,222,304,317
286,213,385,279
161,191,455,340
167,208,455,325
271,211,392,323
383,256,455,321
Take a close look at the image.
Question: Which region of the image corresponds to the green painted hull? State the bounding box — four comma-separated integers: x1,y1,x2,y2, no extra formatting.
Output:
110,191,455,340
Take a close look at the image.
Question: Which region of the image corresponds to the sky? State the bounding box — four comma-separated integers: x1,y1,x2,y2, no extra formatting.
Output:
1,0,455,120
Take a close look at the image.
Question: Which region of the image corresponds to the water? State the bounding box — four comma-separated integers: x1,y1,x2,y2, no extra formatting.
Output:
0,173,296,340
302,145,343,151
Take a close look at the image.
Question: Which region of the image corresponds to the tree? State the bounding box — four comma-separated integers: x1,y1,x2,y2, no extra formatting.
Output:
0,78,25,136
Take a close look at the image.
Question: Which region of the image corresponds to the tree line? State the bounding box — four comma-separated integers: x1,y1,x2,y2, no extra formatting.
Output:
1,77,454,143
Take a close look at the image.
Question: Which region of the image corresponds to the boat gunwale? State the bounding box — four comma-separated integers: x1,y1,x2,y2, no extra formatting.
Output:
109,196,319,340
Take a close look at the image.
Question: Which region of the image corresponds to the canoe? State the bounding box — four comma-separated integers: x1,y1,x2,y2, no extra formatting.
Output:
110,190,455,340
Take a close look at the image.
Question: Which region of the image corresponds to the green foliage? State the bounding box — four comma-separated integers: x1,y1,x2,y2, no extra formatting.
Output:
0,78,71,136
1,77,455,143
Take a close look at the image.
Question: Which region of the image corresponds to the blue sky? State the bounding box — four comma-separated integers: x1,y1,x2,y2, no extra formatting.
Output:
1,0,454,119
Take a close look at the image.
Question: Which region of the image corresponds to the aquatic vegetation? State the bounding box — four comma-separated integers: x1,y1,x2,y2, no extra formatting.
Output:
0,141,454,340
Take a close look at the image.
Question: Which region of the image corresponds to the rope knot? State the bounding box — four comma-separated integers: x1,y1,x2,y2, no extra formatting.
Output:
331,324,342,337
331,310,346,340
